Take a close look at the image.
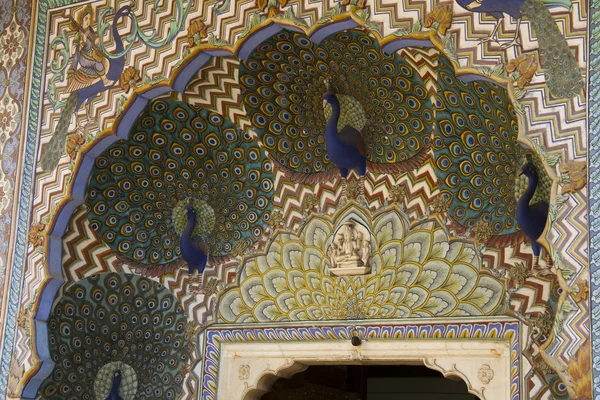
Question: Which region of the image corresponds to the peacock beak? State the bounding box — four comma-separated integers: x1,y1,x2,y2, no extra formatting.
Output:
519,171,524,176
323,99,327,108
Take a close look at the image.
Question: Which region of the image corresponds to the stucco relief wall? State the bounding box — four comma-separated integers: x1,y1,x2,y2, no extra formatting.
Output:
0,0,595,399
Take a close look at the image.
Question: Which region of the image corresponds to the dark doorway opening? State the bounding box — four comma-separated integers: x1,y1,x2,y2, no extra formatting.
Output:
260,364,478,400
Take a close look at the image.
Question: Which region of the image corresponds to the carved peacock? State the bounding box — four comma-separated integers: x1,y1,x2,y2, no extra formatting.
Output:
85,99,275,279
240,30,434,185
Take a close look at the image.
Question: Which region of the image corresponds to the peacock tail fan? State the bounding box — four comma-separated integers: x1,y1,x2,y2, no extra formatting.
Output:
433,56,528,240
239,30,433,178
521,0,583,99
85,99,275,267
39,91,78,172
38,273,187,399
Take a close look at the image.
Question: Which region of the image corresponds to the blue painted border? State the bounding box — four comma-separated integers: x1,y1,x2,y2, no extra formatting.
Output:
589,1,599,398
0,0,72,395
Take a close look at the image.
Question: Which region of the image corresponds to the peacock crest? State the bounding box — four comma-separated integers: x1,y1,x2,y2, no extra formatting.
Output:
218,204,506,323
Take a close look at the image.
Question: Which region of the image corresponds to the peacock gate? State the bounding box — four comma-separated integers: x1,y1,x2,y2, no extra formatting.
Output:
0,0,596,399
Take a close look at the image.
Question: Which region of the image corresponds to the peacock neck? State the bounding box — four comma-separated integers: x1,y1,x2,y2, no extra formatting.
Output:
519,174,538,207
182,214,196,240
325,98,343,145
112,14,124,53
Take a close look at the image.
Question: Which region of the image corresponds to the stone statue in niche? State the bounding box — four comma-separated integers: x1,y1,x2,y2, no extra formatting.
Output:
329,220,372,276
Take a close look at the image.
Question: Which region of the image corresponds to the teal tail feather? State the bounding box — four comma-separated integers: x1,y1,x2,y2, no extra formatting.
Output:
521,0,583,99
40,92,77,172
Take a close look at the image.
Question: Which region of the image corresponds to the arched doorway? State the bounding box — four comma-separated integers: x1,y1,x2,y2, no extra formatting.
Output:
260,365,478,400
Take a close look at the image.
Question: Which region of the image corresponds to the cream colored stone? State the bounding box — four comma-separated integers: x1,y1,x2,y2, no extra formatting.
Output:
217,338,511,399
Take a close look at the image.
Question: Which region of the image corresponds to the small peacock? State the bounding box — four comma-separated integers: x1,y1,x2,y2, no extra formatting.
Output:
516,162,549,268
180,203,209,278
104,370,123,400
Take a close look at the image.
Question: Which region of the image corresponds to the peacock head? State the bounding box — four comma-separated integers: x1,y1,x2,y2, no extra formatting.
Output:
184,203,197,220
322,78,339,107
113,369,122,385
519,162,537,179
323,91,337,108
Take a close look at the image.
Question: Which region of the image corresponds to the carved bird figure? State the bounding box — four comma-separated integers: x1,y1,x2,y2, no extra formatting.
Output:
455,0,582,98
516,162,549,267
104,370,123,400
180,204,209,275
322,81,367,179
240,30,433,185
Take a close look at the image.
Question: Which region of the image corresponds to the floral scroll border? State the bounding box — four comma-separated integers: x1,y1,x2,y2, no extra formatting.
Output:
201,319,521,400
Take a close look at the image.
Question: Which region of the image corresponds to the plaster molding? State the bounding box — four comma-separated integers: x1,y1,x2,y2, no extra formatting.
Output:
217,339,510,400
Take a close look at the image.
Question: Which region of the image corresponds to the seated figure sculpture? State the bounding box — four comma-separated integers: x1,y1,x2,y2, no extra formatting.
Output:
333,221,364,268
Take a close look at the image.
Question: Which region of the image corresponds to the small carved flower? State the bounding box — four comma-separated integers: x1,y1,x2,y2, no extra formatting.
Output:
471,220,492,242
0,107,13,134
531,311,553,335
345,181,361,200
424,4,453,35
508,262,528,286
389,184,407,204
560,160,587,194
204,277,219,297
184,321,199,341
429,194,450,214
187,18,208,47
119,66,141,93
231,240,248,257
28,222,45,248
239,364,251,380
571,280,589,303
302,193,318,212
269,210,284,228
477,364,494,384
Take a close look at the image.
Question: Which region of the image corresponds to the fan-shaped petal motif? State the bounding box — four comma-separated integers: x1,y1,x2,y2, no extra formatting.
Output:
218,206,506,323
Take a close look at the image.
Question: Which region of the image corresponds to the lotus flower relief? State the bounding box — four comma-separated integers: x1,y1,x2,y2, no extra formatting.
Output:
218,205,506,323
